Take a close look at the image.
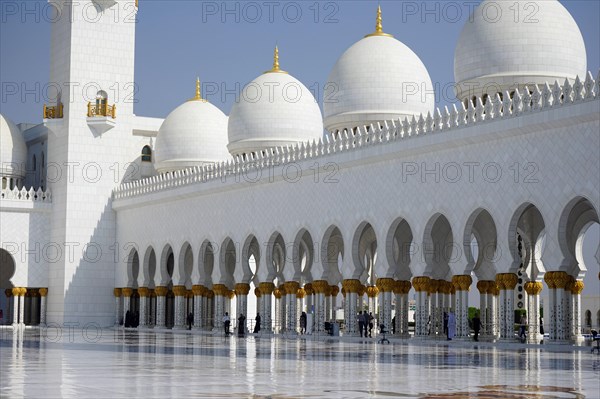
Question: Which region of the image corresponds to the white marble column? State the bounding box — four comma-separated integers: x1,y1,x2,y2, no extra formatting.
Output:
313,280,329,333
122,288,133,327
571,280,584,342
395,281,411,337
12,288,24,326
192,286,204,330
235,283,250,332
258,282,274,333
155,287,167,328
495,274,514,340
412,277,430,337
138,288,149,327
284,282,299,333
173,286,186,329
304,283,314,317
39,288,48,326
524,281,543,342
376,279,394,333
114,289,122,326
452,275,472,339
477,281,488,338
212,284,228,333
330,285,339,321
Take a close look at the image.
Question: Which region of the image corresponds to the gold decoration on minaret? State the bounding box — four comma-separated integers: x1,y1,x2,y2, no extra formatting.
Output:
189,77,208,102
264,46,288,74
365,5,393,38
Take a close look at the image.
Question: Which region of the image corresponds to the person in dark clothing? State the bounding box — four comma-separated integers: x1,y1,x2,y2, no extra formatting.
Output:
368,312,374,337
238,313,246,337
443,312,448,336
254,313,261,333
299,312,307,334
223,312,231,336
358,311,365,337
391,316,396,335
125,310,131,328
187,312,194,330
472,313,481,341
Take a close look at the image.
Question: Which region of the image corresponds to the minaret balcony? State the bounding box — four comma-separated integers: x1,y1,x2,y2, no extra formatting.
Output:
43,103,64,136
86,102,116,135
43,104,63,119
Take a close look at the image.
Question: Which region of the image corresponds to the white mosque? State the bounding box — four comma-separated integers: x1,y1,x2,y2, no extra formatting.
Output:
1,0,599,344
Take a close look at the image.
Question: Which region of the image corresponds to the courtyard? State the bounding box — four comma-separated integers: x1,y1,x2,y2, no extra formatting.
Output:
1,328,599,398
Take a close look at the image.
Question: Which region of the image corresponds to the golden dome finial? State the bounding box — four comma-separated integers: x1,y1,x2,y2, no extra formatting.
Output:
189,77,207,102
365,5,393,38
264,45,288,74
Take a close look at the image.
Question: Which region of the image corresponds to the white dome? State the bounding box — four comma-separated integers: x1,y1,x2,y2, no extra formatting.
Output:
454,0,587,102
154,98,230,173
227,52,323,157
323,10,434,132
0,114,27,178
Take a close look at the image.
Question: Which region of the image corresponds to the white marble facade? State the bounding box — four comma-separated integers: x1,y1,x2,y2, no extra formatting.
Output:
0,0,598,345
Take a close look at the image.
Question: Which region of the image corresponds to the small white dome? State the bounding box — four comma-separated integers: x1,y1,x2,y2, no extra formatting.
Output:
227,48,324,157
0,114,27,178
324,7,434,132
454,0,587,102
154,93,230,173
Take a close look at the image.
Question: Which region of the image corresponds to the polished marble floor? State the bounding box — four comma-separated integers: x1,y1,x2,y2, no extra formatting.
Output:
1,327,599,399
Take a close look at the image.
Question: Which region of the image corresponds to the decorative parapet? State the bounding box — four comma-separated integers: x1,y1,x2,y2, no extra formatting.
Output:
87,102,116,119
43,103,63,119
113,71,600,201
0,187,52,202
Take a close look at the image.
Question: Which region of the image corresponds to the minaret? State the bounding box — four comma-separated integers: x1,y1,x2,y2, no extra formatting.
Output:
44,0,140,326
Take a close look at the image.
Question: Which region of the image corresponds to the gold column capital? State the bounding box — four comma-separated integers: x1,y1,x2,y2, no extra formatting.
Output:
366,285,379,298
552,271,570,289
376,278,395,293
154,286,168,297
476,280,489,294
212,284,229,297
313,280,331,294
297,288,306,299
283,281,300,295
258,282,275,295
412,276,431,292
254,287,262,297
451,275,472,291
113,288,122,297
235,283,251,296
138,287,150,297
273,288,283,299
303,283,314,295
192,285,205,296
122,288,134,297
341,279,362,294
329,285,339,297
571,280,584,295
5,288,12,298
39,288,48,297
524,281,543,295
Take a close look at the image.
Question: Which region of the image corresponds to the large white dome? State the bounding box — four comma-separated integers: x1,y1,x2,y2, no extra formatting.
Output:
154,86,230,173
0,114,27,178
454,0,587,102
227,48,324,157
323,7,434,133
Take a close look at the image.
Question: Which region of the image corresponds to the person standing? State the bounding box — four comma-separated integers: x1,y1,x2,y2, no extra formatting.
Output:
300,311,307,334
253,313,261,333
187,312,194,330
368,312,374,338
519,315,527,341
238,313,246,337
539,316,544,335
443,312,448,336
357,311,365,337
447,311,456,340
223,312,231,336
472,313,481,341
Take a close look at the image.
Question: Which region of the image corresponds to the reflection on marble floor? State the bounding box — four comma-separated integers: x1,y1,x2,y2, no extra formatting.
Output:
1,328,598,399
